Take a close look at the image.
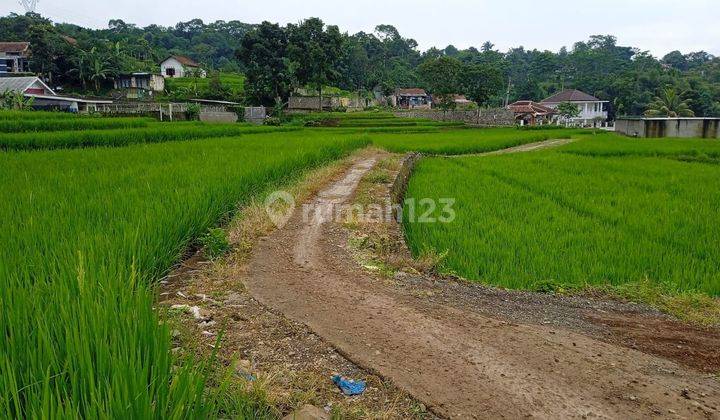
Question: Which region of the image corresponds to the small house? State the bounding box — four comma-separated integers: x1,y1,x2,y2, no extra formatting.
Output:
0,76,111,112
114,73,165,99
540,89,608,126
0,76,54,96
0,42,31,74
393,88,431,110
159,55,206,78
507,101,556,126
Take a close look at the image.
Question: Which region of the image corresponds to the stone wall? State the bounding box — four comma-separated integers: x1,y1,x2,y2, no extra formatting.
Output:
288,95,380,111
394,108,514,127
616,118,720,138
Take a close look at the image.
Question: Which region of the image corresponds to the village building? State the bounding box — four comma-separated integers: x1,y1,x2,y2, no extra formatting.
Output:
159,55,206,78
114,73,165,99
507,100,556,125
0,76,54,95
0,76,112,112
432,94,474,109
392,88,431,110
0,42,31,74
540,89,608,125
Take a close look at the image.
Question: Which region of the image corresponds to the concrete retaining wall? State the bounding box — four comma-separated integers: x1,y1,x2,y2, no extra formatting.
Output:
391,153,422,213
394,108,514,127
199,111,238,123
616,118,720,138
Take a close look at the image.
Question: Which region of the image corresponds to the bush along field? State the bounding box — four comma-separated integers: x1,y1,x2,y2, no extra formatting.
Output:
402,132,720,322
0,112,368,418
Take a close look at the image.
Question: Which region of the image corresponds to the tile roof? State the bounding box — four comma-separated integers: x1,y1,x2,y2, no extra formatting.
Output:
396,88,428,96
541,89,600,103
163,55,200,67
0,42,30,53
507,100,556,115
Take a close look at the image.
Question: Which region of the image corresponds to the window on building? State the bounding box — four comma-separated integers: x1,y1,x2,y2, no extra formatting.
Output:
166,68,175,77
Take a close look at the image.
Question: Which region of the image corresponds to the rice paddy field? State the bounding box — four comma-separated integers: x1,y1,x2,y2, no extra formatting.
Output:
3,108,719,417
0,112,367,418
403,132,720,297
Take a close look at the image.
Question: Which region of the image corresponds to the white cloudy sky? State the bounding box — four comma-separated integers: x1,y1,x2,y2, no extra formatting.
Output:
4,0,718,57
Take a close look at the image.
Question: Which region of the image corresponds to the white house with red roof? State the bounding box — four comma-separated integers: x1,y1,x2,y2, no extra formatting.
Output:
540,89,608,125
159,55,206,78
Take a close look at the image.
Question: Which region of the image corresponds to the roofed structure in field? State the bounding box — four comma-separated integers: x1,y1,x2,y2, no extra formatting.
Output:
507,100,556,115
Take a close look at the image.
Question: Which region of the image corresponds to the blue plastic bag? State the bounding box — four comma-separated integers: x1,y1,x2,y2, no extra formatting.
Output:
332,375,366,396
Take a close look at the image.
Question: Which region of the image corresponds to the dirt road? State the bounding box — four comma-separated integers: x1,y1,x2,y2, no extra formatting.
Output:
246,153,720,419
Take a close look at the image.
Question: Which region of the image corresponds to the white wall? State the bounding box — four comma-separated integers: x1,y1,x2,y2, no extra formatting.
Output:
544,101,608,123
160,57,185,78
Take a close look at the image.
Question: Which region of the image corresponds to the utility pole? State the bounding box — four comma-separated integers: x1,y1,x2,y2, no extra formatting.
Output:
504,76,512,107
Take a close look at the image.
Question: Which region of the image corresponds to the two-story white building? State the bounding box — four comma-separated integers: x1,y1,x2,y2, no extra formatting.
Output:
540,89,608,126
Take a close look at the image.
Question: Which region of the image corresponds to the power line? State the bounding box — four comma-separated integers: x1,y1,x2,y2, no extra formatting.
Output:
19,0,38,13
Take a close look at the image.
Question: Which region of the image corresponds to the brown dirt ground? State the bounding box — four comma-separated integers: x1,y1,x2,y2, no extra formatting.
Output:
245,149,720,419
160,150,433,419
161,141,720,419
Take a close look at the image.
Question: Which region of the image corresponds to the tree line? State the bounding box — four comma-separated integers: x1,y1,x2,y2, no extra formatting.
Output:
1,13,718,116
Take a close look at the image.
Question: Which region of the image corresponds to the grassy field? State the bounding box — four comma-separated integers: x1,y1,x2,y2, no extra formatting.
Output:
0,116,153,133
370,127,581,154
5,108,720,416
0,122,299,150
403,133,720,297
164,73,245,99
0,114,367,417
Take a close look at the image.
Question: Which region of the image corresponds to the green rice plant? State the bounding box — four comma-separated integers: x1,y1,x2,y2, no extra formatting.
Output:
0,130,368,417
403,150,720,296
371,127,577,155
200,227,230,260
0,117,152,133
0,123,300,150
559,132,720,160
0,110,80,120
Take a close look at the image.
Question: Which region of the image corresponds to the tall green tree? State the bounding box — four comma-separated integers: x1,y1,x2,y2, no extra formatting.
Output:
236,21,292,107
418,56,463,109
287,18,343,110
461,63,504,106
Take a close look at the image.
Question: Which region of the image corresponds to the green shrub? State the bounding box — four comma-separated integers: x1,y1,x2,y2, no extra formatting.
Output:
200,228,230,260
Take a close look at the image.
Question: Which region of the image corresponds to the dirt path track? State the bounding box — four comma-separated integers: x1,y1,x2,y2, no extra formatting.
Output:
246,154,720,419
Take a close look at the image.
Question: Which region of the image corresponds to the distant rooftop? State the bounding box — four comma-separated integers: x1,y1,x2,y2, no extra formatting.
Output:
162,55,200,68
396,88,428,96
0,42,30,53
508,100,556,115
541,89,602,103
0,76,54,95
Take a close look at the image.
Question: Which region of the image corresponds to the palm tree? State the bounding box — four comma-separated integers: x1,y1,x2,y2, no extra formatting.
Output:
644,88,695,117
87,48,116,93
68,50,89,90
